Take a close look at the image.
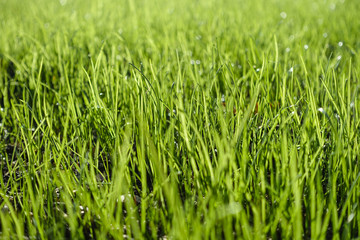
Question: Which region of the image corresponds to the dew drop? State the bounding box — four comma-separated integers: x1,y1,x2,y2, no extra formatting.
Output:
280,12,287,19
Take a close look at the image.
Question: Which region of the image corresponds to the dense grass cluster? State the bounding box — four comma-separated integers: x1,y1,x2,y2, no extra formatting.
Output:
1,0,360,239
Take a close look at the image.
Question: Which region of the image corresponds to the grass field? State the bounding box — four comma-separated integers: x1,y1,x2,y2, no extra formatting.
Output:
1,0,360,239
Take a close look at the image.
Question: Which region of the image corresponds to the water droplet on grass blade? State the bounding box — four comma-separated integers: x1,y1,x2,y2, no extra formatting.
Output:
195,60,200,65
2,204,9,213
338,41,343,47
318,107,324,113
285,47,290,53
323,33,328,38
304,44,309,50
280,12,287,19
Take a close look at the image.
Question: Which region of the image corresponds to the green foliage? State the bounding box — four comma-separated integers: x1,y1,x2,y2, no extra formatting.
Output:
1,0,360,239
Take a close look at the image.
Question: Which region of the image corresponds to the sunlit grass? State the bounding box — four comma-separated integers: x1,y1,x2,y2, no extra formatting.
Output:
0,0,360,239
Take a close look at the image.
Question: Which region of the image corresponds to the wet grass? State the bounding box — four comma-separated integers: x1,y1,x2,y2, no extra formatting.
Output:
1,0,360,239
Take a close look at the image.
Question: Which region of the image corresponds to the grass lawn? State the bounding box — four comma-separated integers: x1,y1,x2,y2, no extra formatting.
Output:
1,0,360,239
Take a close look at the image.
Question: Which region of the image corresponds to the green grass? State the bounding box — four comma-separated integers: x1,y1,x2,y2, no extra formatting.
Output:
1,0,360,239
